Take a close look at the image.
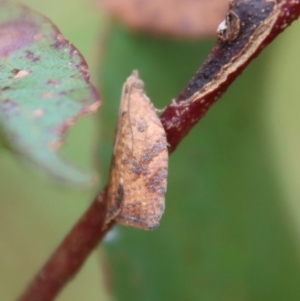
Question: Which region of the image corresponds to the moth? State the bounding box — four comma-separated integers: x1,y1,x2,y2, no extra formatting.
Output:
105,71,168,230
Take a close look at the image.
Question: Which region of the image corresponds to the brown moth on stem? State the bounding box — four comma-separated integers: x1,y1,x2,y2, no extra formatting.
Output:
105,70,168,230
17,1,300,300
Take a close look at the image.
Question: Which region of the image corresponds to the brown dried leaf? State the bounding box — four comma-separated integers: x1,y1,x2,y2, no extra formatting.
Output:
97,0,228,38
105,71,168,230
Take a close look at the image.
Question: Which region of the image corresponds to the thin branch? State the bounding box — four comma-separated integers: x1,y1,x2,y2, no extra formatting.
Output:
161,0,300,152
16,0,300,300
17,189,113,301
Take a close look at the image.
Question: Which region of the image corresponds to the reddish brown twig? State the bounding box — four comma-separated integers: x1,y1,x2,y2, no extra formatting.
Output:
161,0,300,152
17,189,113,301
17,1,300,300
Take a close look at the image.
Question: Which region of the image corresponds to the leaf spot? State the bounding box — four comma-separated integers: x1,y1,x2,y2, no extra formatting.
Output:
14,69,30,78
32,109,45,117
25,50,40,62
41,92,53,98
0,21,37,57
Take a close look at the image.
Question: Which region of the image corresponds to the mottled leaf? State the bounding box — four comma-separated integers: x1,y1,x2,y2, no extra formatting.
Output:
0,1,101,185
97,0,228,38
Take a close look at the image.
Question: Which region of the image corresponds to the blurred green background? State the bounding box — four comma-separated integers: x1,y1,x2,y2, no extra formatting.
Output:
1,1,300,301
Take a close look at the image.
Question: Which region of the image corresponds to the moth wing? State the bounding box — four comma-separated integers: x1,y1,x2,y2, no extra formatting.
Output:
105,71,168,230
116,80,168,230
104,81,130,225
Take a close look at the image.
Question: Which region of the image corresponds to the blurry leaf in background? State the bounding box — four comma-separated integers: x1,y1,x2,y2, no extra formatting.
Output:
0,1,111,301
263,22,300,247
99,19,300,301
0,1,101,185
96,0,228,38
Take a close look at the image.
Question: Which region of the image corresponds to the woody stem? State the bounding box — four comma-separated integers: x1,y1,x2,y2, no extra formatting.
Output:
16,1,300,301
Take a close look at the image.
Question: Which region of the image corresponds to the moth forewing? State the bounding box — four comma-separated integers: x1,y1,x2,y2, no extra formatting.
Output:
105,71,168,230
104,77,130,225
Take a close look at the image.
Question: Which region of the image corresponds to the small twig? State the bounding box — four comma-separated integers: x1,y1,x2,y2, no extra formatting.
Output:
17,189,113,301
161,0,300,152
16,0,300,300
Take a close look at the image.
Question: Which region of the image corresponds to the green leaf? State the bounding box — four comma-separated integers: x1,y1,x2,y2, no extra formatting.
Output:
0,1,101,185
100,24,300,301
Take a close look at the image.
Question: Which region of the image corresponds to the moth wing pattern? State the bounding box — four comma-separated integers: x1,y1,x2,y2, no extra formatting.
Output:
105,70,168,230
104,77,128,225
